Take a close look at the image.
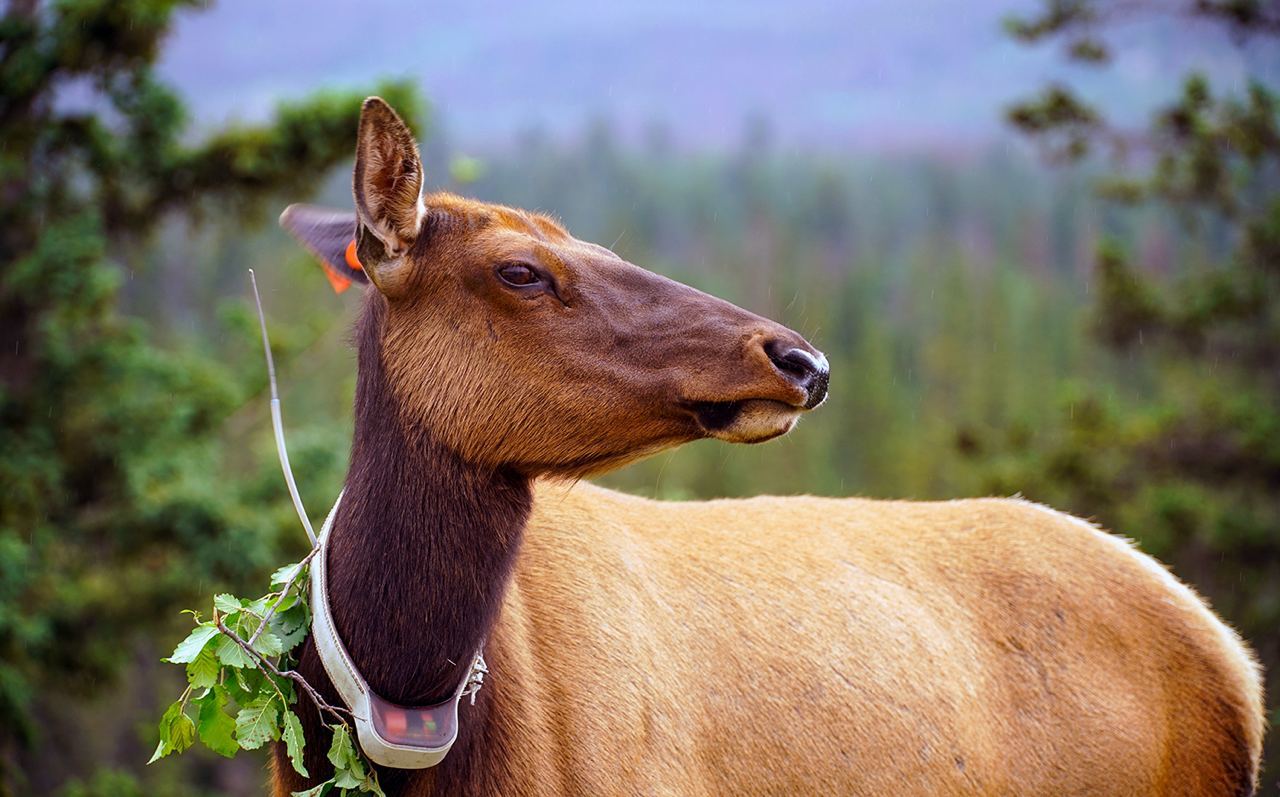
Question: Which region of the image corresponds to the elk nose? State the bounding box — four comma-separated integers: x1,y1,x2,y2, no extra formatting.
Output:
765,341,830,409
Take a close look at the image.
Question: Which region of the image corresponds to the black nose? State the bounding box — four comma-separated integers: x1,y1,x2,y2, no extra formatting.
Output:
765,341,830,409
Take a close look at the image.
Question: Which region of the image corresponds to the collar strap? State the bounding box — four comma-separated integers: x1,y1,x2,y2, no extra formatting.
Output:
311,493,487,768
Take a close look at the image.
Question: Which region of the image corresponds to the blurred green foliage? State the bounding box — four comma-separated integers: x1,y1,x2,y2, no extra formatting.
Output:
977,0,1280,780
0,1,417,793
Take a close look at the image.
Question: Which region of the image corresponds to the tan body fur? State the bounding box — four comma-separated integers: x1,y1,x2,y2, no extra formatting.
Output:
476,482,1263,796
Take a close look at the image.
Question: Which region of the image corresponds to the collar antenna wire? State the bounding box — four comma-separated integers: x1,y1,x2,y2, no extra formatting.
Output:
249,269,316,545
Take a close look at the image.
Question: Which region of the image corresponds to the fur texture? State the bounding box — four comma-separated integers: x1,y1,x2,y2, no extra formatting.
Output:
272,98,1265,796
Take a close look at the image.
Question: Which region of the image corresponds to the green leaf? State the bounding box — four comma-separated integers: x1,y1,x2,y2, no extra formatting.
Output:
291,785,330,797
272,673,297,705
327,723,354,769
274,602,310,652
196,686,239,758
231,664,265,702
252,629,285,658
173,712,196,752
234,694,280,750
214,593,243,614
271,561,304,588
186,645,220,689
173,712,195,751
361,773,387,797
157,699,183,736
326,723,365,779
149,699,196,763
166,624,219,664
327,721,372,792
272,592,299,613
215,633,256,668
281,708,310,777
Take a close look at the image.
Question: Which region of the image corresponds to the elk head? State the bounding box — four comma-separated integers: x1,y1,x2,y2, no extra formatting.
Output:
282,98,829,478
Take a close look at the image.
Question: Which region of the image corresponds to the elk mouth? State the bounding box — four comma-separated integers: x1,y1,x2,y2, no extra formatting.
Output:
686,398,805,444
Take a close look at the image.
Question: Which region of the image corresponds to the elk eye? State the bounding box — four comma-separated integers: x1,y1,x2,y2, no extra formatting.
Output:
497,263,541,287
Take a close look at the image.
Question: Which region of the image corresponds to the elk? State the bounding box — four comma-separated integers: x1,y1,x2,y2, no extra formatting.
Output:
273,97,1264,796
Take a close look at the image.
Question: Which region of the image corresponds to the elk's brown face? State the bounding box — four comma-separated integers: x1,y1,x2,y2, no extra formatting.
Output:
283,98,828,478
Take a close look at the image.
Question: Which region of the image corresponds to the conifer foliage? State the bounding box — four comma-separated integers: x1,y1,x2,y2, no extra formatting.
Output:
0,2,416,792
968,0,1279,774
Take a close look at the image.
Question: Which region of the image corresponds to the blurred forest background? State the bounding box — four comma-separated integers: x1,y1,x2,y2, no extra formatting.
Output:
1,0,1276,794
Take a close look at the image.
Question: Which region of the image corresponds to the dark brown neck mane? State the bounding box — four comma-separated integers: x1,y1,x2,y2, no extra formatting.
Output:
325,293,532,706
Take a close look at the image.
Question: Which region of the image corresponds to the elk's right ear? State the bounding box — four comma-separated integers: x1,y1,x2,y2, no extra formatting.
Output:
352,96,424,297
279,204,368,293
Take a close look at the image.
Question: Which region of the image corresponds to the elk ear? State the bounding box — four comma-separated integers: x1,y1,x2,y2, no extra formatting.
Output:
279,204,369,292
352,96,424,297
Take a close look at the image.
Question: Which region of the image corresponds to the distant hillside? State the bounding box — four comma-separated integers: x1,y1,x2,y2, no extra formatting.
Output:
158,0,1276,151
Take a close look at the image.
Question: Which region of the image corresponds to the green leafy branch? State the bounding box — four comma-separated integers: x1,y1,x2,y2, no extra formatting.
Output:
150,558,385,796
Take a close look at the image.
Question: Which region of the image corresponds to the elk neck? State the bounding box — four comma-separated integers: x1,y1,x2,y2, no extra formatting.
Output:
324,292,533,707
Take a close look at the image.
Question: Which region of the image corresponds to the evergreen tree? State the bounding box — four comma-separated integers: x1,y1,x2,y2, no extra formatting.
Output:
0,2,418,792
964,0,1279,777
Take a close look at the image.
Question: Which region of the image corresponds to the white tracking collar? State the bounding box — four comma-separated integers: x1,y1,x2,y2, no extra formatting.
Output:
310,492,488,769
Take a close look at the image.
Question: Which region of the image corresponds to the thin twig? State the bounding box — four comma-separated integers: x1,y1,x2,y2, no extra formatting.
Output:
247,545,321,647
215,618,352,726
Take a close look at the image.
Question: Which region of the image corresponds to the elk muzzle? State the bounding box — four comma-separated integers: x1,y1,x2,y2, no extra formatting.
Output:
679,316,830,445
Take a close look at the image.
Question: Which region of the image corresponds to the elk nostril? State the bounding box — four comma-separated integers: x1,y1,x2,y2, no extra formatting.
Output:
763,340,830,409
775,349,817,381
765,341,829,391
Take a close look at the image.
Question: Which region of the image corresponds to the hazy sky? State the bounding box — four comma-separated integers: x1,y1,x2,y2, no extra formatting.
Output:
158,0,1274,152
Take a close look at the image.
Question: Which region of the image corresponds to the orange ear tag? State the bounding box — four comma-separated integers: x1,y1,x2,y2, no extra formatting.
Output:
321,239,362,295
345,239,364,271
322,262,352,294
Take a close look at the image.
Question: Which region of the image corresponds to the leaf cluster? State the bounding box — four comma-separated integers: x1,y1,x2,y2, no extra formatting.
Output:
152,563,385,796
